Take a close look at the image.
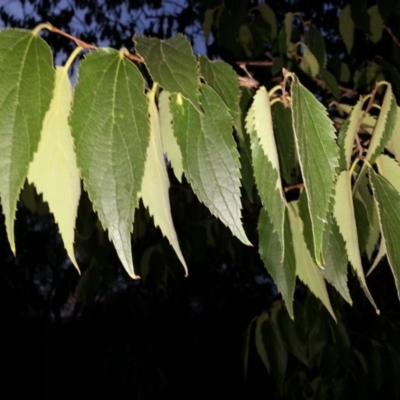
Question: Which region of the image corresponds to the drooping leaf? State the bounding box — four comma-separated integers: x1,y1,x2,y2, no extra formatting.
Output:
340,62,351,82
159,90,183,182
134,35,200,108
339,5,355,54
0,29,55,252
386,106,400,162
319,67,340,100
246,86,285,248
203,8,216,44
334,170,378,311
284,12,294,55
287,202,336,321
255,313,271,373
367,237,386,277
27,66,80,271
139,87,187,276
350,0,371,35
337,97,364,170
376,154,400,194
291,74,339,264
354,196,370,250
170,84,250,245
259,208,296,318
370,171,400,299
70,49,150,279
367,5,384,43
199,55,240,123
299,45,319,77
258,3,277,41
308,24,326,68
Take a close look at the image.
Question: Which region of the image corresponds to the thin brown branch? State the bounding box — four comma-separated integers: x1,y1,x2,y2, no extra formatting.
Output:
236,60,273,67
383,25,400,48
284,183,304,193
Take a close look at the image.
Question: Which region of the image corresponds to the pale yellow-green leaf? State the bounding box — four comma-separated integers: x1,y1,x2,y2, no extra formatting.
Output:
287,202,336,321
284,12,293,54
367,237,386,277
339,5,355,54
299,45,319,77
386,106,400,162
333,170,378,311
258,3,277,40
376,154,400,194
139,88,188,276
27,66,80,271
159,90,183,182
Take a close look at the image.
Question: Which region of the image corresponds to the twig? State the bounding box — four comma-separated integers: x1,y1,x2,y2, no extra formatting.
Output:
383,25,400,48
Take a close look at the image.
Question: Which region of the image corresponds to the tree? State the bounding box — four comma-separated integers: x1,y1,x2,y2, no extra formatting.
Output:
0,1,400,398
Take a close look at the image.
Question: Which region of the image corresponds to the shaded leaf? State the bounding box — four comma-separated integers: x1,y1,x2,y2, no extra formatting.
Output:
258,3,277,41
291,74,339,264
368,5,384,43
70,49,150,279
134,35,199,108
0,29,54,252
139,87,187,276
319,68,340,100
308,24,326,68
339,5,355,54
170,85,250,245
370,171,400,299
203,8,215,44
259,208,296,318
386,106,400,162
28,67,80,271
159,90,183,182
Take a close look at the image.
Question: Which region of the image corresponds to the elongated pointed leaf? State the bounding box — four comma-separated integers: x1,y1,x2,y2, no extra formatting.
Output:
203,8,215,44
70,49,150,279
291,74,339,264
376,154,400,193
367,237,386,276
134,35,199,108
370,171,400,299
339,5,355,54
368,5,384,43
300,45,319,77
246,87,285,248
159,90,183,182
287,202,336,321
199,55,240,124
319,68,340,100
259,208,296,318
28,67,80,271
170,84,250,245
0,29,54,252
334,170,377,310
308,24,326,68
386,108,400,162
258,3,277,40
139,88,187,276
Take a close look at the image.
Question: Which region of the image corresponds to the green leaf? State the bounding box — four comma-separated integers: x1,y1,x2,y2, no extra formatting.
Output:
319,68,340,100
0,29,55,252
287,202,336,321
350,0,371,35
199,55,240,123
170,85,250,245
134,35,199,108
334,170,378,311
159,90,183,182
284,12,294,55
255,313,271,373
246,87,285,248
339,5,355,54
203,8,215,44
259,208,296,318
367,5,384,43
322,210,352,304
340,62,351,82
258,3,277,41
27,66,80,271
299,45,319,77
272,102,297,184
139,87,187,276
370,171,400,299
308,24,326,68
337,97,364,170
386,106,400,162
70,49,150,279
367,237,386,276
378,0,395,21
376,154,400,194
291,74,339,265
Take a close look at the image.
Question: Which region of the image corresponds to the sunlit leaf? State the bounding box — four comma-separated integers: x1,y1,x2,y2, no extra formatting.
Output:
159,90,183,182
0,29,54,252
334,170,377,310
386,106,400,162
370,171,400,299
134,35,200,108
139,87,187,276
246,86,285,248
299,45,319,77
376,154,400,194
170,84,250,245
70,49,150,279
291,74,339,264
28,66,80,271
